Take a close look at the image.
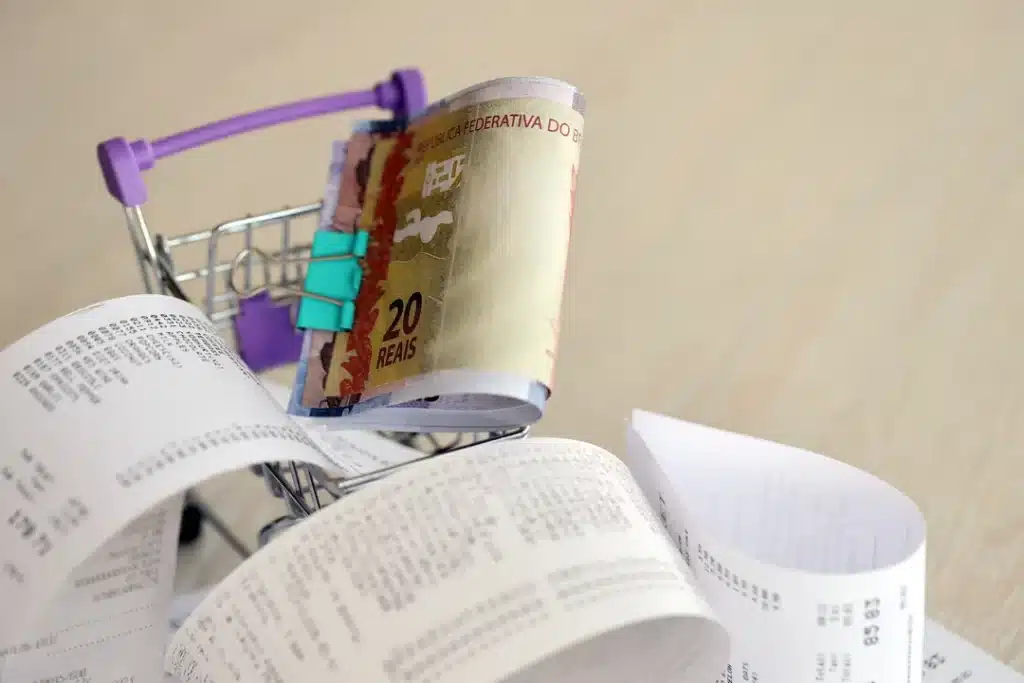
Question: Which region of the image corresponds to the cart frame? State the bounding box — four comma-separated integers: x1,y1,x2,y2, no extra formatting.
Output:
96,68,528,556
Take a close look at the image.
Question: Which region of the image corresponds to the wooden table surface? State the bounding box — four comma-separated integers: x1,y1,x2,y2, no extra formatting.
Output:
1,0,1021,668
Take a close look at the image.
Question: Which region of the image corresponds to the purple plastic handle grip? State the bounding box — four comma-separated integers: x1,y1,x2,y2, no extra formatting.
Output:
97,68,427,207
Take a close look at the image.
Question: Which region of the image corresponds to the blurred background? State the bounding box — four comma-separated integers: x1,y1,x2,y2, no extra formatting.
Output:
1,0,1022,666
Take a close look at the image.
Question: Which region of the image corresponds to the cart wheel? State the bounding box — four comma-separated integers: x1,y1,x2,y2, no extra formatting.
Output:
179,502,204,546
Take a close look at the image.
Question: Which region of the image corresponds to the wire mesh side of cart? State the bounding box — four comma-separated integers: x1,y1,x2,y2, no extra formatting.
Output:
121,200,528,549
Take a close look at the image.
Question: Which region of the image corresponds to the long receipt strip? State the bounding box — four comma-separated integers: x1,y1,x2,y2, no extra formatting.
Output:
0,295,417,683
166,413,1022,683
156,485,1021,683
0,294,1019,683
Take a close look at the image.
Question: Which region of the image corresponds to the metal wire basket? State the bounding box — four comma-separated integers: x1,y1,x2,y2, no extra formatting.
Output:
97,70,528,556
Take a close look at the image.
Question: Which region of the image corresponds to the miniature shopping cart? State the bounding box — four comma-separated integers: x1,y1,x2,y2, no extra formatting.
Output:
95,68,527,558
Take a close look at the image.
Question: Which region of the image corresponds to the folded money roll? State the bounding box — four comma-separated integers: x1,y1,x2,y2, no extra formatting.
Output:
290,77,585,433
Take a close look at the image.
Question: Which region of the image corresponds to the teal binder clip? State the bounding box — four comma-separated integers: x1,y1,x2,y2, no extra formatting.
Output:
295,230,370,331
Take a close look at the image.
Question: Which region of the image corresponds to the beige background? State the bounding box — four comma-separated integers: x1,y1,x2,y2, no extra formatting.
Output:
1,0,1022,669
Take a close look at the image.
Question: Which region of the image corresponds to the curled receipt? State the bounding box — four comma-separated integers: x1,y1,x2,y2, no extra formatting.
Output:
626,410,928,683
0,296,337,680
165,409,933,683
166,438,730,683
1,293,1009,683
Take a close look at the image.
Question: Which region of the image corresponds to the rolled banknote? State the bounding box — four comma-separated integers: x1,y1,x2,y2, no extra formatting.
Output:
292,77,584,431
298,121,394,412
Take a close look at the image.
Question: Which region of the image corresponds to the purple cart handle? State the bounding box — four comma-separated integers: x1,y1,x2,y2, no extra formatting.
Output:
97,68,427,207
